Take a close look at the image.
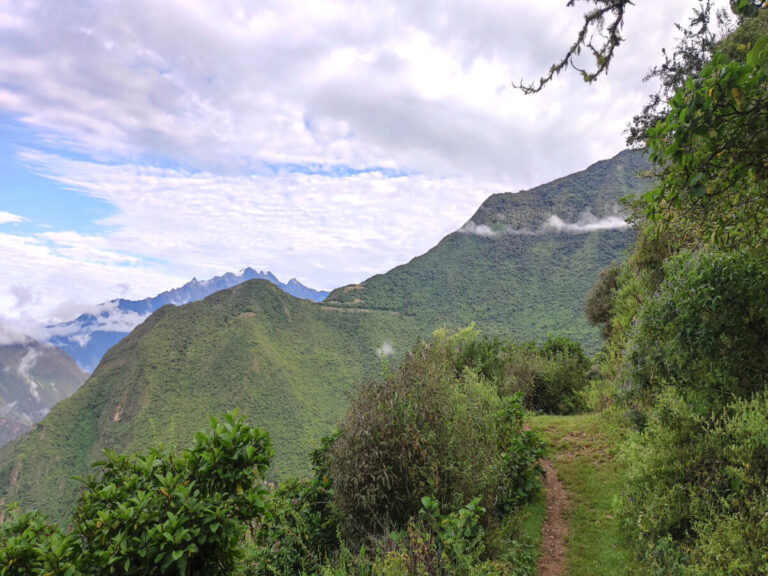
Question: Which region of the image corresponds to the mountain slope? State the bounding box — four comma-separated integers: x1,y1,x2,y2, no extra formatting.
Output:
325,149,649,351
0,340,88,446
0,282,417,516
0,149,651,518
47,268,329,372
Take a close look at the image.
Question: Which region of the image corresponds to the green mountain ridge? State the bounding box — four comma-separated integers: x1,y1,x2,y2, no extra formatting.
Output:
325,149,650,350
0,149,652,519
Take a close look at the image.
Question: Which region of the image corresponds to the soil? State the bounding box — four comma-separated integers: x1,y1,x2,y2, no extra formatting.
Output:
538,459,570,576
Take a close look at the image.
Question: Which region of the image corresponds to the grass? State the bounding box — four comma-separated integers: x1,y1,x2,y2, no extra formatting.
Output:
530,413,637,576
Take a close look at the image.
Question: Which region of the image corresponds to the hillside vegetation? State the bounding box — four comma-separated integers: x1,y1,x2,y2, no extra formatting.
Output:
0,282,419,519
584,7,768,574
0,150,650,520
325,149,649,352
1,328,584,576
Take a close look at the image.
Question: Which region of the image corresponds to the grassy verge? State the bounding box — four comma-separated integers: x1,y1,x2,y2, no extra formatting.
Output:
530,413,636,576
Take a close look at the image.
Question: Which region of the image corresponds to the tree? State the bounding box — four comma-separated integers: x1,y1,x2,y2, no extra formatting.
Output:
516,0,764,94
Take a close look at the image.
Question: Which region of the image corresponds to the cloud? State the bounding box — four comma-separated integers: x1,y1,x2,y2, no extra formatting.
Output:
0,0,728,323
10,285,37,309
0,211,25,224
0,0,726,183
459,221,498,238
0,315,39,345
376,342,395,357
11,150,491,300
43,301,151,345
543,211,629,233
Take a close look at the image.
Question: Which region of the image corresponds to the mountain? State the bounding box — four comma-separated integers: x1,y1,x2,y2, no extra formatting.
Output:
325,148,648,350
46,269,329,372
0,340,88,446
0,149,651,518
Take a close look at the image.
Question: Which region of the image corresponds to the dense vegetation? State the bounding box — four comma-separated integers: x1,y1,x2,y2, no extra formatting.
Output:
584,5,768,574
1,328,594,575
0,149,647,520
325,148,649,350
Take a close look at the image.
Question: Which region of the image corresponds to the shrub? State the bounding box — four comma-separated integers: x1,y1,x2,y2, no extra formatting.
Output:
330,328,543,539
625,248,768,408
246,434,340,575
529,336,589,414
617,389,768,575
584,264,621,339
0,411,272,576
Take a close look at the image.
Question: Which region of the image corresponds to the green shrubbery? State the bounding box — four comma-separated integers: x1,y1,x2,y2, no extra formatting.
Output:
330,327,544,539
617,389,768,575
1,327,554,576
0,412,272,576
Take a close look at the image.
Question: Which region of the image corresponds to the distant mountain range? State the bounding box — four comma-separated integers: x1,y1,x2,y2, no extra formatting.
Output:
46,269,329,372
0,339,88,446
0,150,652,518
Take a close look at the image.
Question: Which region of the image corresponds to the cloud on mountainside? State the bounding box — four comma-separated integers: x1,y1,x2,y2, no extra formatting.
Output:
376,342,395,357
43,301,151,347
459,209,628,238
543,211,629,233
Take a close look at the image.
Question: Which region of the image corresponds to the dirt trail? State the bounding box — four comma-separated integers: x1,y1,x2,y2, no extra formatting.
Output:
538,459,569,576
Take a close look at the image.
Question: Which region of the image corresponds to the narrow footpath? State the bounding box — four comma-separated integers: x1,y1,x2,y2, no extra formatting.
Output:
531,414,636,576
538,460,569,576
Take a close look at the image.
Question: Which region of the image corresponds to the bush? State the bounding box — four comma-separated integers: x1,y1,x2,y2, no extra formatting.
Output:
617,389,768,575
529,336,589,414
584,264,621,339
330,328,544,539
0,411,272,576
245,434,340,575
625,248,768,408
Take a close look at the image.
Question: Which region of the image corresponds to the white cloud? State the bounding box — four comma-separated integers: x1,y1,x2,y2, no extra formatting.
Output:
0,230,184,323
376,342,395,357
0,0,728,182
544,211,629,233
42,301,151,344
13,150,491,299
0,211,25,224
459,221,499,238
0,0,730,323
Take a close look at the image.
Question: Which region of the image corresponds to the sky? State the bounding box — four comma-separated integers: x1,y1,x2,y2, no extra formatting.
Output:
0,0,730,331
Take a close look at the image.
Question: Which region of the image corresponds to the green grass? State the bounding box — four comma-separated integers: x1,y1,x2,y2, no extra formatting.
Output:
531,413,637,576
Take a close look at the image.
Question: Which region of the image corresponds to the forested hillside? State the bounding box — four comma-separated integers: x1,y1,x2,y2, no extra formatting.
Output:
0,150,649,520
325,149,649,351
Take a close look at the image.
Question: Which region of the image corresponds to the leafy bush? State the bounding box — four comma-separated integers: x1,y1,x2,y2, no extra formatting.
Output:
0,411,272,576
584,264,621,338
330,328,544,539
617,389,768,575
245,434,340,575
625,248,768,407
0,506,82,576
368,497,486,576
530,336,589,414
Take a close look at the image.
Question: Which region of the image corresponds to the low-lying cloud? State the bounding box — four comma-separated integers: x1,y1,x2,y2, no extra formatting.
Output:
460,209,628,238
43,301,151,347
376,342,395,358
543,211,628,233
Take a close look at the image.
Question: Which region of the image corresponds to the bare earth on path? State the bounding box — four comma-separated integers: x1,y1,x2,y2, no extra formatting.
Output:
538,459,569,576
